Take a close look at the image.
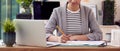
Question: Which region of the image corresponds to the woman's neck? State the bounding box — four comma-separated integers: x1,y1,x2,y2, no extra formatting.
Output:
67,3,80,11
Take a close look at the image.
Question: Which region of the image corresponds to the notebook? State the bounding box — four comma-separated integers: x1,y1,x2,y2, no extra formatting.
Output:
47,41,107,47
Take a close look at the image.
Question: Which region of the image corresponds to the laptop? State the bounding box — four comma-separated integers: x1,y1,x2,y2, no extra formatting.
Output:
14,19,59,47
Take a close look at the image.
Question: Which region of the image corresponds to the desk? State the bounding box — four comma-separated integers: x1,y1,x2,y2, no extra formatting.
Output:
0,46,120,51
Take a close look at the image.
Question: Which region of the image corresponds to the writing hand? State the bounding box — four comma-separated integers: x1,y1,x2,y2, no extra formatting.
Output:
58,34,70,43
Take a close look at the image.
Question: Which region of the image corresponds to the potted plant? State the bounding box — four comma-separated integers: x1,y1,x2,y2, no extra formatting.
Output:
16,0,33,19
2,18,16,47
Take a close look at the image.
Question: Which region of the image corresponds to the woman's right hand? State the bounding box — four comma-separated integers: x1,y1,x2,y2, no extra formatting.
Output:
58,35,70,43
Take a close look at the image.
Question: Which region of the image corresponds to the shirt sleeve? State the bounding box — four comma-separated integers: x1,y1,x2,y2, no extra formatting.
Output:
86,9,103,41
45,8,57,40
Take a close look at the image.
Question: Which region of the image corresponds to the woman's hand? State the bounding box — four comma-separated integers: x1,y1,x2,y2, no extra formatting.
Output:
58,34,70,43
69,35,89,41
48,34,89,43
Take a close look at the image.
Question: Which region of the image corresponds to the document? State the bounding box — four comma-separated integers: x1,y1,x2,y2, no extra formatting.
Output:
60,41,106,47
47,41,106,47
47,42,61,47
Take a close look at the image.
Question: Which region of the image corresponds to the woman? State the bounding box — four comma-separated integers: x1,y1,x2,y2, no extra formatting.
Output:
45,0,102,43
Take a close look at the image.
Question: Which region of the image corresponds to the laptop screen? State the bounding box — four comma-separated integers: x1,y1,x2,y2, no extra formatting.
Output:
33,1,60,20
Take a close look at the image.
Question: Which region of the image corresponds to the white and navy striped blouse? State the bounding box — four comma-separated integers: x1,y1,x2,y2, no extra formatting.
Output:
66,9,82,34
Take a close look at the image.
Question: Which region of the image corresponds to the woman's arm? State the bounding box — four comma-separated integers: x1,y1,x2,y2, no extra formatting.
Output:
48,35,70,43
69,35,89,41
45,8,70,42
47,35,59,42
69,7,102,41
86,9,103,41
45,8,58,41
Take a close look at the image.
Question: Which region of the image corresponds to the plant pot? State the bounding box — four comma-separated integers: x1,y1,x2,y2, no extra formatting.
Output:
3,32,16,47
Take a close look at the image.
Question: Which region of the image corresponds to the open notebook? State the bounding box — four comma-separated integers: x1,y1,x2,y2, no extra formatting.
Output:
47,41,107,47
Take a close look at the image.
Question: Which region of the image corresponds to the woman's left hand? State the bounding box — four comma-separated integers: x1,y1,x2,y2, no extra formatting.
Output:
69,35,89,41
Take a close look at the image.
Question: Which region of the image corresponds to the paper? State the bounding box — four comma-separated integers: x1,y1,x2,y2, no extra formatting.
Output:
61,41,105,46
47,41,105,47
47,42,61,45
47,42,61,47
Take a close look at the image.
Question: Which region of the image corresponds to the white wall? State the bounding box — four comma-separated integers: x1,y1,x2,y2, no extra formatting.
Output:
115,0,120,21
82,0,103,10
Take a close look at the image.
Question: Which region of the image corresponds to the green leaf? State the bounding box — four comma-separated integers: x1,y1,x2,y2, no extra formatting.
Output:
2,18,15,33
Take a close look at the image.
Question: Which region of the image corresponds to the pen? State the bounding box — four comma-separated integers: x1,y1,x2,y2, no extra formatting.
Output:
56,25,65,35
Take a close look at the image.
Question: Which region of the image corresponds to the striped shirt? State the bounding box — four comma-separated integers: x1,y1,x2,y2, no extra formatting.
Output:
66,9,82,34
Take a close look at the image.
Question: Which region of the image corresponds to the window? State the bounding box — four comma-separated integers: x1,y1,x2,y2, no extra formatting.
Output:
0,0,19,39
0,0,1,39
